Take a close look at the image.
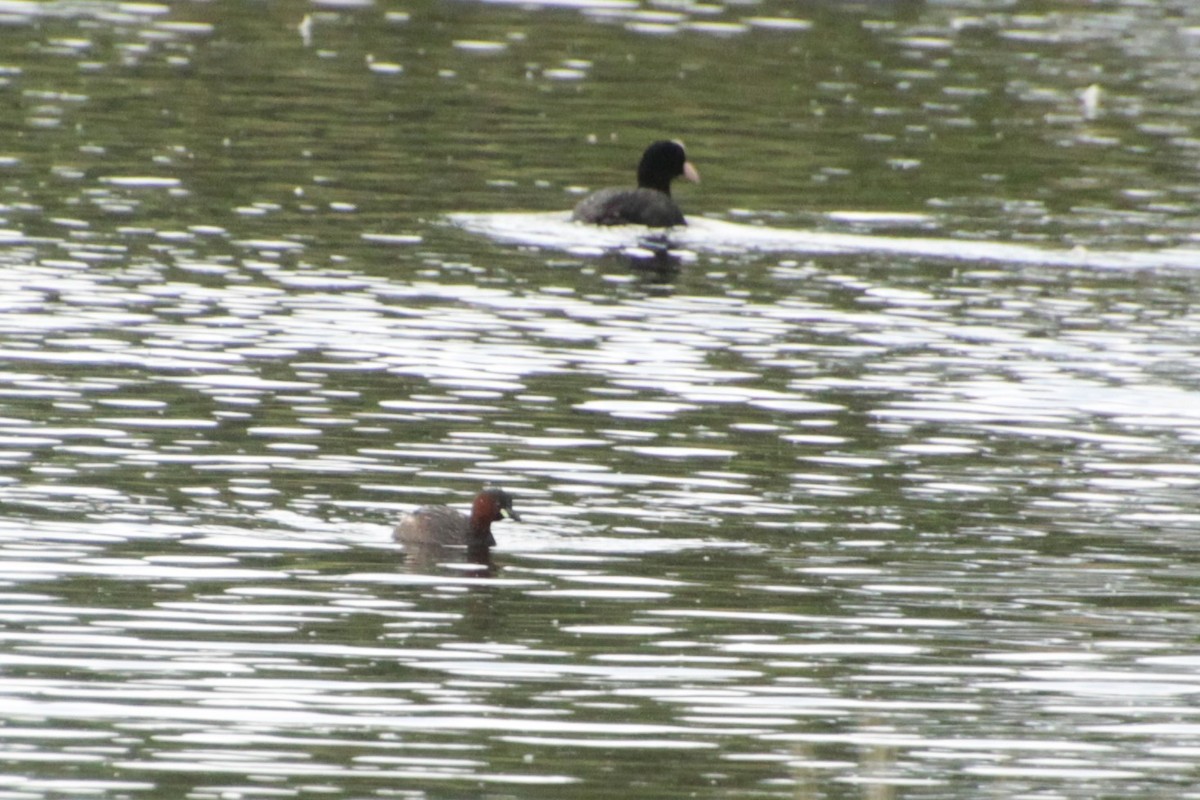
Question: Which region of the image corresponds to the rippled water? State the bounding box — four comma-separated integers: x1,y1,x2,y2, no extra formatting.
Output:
4,1,1200,799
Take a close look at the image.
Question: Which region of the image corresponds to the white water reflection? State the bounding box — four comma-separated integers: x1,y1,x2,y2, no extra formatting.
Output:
7,236,1198,532
3,0,1200,797
450,212,1200,271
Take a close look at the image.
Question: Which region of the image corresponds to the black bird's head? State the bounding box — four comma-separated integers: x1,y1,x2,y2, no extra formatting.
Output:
636,140,700,195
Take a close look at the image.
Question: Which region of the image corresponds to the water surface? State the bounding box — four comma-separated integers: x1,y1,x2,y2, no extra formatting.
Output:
3,1,1200,799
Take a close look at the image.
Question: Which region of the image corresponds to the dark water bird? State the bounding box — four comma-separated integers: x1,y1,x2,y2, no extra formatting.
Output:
394,487,520,549
572,140,700,227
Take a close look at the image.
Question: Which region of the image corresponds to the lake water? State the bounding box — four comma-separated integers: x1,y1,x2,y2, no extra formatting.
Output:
4,1,1200,798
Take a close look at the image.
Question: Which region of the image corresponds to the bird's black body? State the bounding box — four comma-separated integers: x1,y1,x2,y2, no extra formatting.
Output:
572,140,699,228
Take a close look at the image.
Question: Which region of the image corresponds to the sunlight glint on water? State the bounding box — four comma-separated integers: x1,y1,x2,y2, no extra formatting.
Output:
2,0,1200,798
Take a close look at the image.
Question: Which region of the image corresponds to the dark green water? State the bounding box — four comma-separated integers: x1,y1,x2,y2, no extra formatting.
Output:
3,1,1200,799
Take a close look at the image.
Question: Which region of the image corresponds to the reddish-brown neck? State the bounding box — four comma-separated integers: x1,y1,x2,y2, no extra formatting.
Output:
468,493,499,546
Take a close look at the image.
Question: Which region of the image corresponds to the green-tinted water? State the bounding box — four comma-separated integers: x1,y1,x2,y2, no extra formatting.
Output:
3,1,1200,799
